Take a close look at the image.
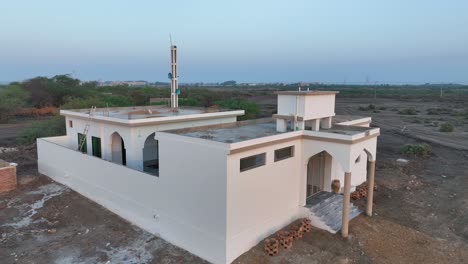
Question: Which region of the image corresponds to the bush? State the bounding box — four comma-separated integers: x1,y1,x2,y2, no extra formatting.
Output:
179,97,201,107
398,108,417,115
17,115,66,145
61,95,133,109
214,99,259,120
439,123,454,132
0,85,30,122
358,104,376,111
401,143,432,157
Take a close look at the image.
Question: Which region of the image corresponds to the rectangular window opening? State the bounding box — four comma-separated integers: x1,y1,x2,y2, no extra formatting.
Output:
78,133,87,153
69,120,73,128
240,153,266,172
274,146,294,162
92,136,102,158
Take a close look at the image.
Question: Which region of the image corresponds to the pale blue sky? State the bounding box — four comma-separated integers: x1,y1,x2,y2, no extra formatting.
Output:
1,1,467,83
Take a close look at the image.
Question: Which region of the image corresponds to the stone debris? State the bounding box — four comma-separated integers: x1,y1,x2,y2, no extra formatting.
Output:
0,147,18,154
396,158,409,165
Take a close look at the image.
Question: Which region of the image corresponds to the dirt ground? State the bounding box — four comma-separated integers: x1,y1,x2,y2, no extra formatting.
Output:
1,97,468,263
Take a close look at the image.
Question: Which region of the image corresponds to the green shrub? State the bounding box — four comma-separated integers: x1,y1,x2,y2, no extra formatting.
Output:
411,118,422,124
214,99,259,120
358,104,376,111
178,97,201,107
401,143,432,157
439,123,454,132
17,115,66,145
61,95,133,109
398,108,417,115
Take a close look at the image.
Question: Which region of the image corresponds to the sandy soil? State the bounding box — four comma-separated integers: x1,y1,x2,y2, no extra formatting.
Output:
1,97,468,263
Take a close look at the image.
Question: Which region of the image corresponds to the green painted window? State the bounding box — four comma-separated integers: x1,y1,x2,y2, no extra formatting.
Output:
78,133,87,153
92,137,102,158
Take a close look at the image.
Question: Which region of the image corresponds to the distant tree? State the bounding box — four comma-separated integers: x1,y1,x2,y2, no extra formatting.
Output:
221,80,237,86
0,85,30,122
129,90,149,105
22,77,53,107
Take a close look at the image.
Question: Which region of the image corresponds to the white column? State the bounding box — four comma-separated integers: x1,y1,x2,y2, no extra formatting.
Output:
320,117,332,129
366,160,376,216
342,172,351,238
276,119,288,132
311,119,320,131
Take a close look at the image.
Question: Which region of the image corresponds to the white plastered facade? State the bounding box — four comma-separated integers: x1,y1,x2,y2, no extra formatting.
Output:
38,94,379,264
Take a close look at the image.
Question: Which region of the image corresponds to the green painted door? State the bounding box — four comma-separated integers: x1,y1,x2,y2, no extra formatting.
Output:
92,137,102,158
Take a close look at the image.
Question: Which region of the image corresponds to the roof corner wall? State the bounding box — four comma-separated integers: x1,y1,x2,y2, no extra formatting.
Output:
277,93,336,120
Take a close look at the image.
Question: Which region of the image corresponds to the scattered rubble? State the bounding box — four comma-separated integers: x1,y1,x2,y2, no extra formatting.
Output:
396,158,409,165
0,147,18,154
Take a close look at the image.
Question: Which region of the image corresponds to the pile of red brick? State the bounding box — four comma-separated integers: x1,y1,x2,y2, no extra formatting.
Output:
351,182,377,200
0,160,16,193
264,218,313,256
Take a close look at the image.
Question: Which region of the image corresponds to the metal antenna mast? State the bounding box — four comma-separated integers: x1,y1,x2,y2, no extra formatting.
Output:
169,35,179,109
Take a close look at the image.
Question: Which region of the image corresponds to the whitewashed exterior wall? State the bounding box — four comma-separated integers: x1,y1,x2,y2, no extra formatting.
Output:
65,115,236,171
226,138,304,263
38,135,231,264
39,118,378,264
277,94,336,120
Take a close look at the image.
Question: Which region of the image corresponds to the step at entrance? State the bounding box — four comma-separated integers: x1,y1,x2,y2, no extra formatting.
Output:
305,192,361,233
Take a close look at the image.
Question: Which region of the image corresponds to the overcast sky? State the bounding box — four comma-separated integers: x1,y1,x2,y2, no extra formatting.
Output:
1,0,467,84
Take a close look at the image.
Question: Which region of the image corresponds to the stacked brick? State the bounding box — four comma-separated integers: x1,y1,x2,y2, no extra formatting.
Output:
264,218,313,256
276,230,293,249
264,238,279,256
351,182,378,200
0,160,16,193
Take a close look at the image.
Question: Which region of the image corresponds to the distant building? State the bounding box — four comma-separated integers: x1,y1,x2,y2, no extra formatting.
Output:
98,80,148,87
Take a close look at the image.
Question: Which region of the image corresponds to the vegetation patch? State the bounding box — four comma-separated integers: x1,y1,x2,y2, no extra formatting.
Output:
398,108,418,115
214,99,259,120
439,123,454,132
427,108,453,115
401,143,432,157
358,104,376,111
16,115,66,145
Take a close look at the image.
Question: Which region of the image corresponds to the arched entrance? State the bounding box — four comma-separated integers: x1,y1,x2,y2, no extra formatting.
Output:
307,151,332,198
142,133,159,176
111,132,126,166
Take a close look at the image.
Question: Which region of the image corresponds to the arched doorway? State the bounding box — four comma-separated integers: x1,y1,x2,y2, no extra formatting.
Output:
307,151,332,198
142,133,159,176
111,132,126,166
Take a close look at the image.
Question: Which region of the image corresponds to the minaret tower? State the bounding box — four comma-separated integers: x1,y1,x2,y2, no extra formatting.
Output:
170,44,179,109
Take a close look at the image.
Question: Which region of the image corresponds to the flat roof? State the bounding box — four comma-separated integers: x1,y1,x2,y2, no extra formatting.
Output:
65,106,226,120
171,115,375,143
274,91,339,96
60,106,245,127
174,121,283,143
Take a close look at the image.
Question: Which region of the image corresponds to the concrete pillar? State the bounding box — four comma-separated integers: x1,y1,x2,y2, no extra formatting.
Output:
276,119,288,132
296,120,305,130
320,116,332,129
366,160,376,216
341,172,351,238
311,119,320,131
